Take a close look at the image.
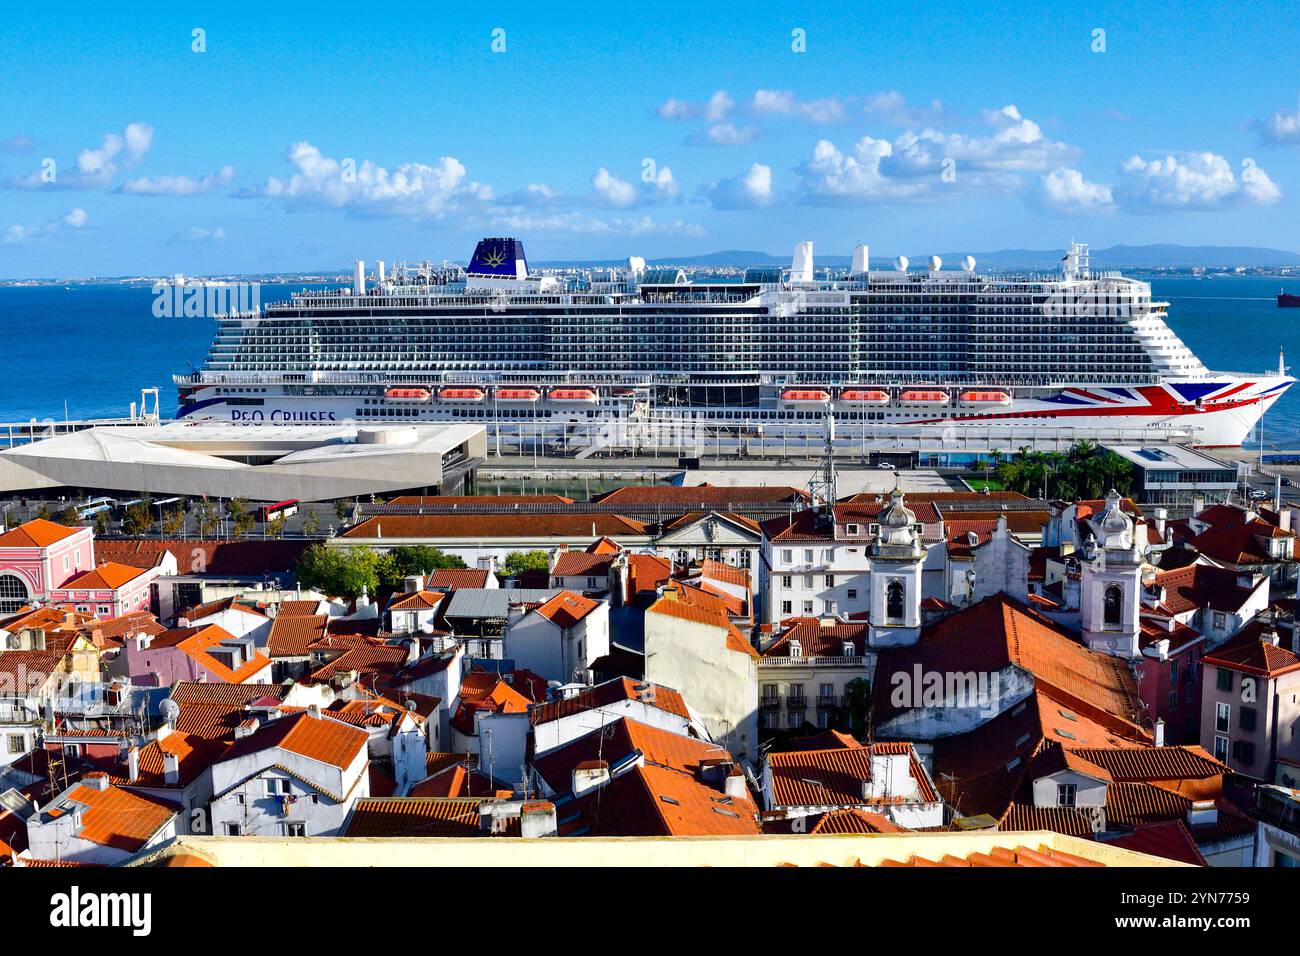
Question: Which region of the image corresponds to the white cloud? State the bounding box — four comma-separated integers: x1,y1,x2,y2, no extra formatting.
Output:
591,167,639,208
751,89,846,124
693,123,758,146
862,91,949,128
702,163,775,209
3,207,88,243
658,90,735,122
795,105,1077,205
244,142,491,218
120,165,235,196
1,134,34,154
10,122,153,190
1253,97,1300,146
1037,168,1115,215
1119,152,1281,209
181,226,227,242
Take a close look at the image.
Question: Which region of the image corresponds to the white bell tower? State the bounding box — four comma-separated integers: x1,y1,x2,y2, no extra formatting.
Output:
868,487,925,648
1080,490,1144,658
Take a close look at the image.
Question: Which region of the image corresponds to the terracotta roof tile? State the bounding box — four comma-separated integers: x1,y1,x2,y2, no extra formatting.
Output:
0,518,82,548
343,797,487,837
534,591,601,629
219,710,368,770
530,676,690,725
426,568,491,590
766,742,938,808
268,614,329,657
56,782,176,852
59,561,148,590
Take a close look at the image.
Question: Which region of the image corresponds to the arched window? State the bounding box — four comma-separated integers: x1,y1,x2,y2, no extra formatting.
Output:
886,579,905,622
0,574,29,615
1104,585,1123,626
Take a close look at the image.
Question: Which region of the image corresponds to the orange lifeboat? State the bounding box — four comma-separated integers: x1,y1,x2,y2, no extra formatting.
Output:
438,387,486,403
839,389,891,406
495,387,541,403
549,388,599,404
385,387,431,402
781,389,831,405
959,390,1012,407
612,387,638,398
899,390,950,406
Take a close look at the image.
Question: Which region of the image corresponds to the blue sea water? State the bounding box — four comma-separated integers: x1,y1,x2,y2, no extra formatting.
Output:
0,276,1297,444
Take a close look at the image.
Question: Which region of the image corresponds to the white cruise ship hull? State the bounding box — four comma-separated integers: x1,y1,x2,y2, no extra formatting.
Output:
177,375,1291,448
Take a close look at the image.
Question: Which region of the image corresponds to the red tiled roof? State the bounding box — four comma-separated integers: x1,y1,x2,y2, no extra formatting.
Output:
1153,564,1261,614
426,568,490,590
628,554,673,594
532,716,724,793
593,484,808,506
0,518,81,548
149,623,272,684
1068,746,1227,782
534,590,601,628
552,552,614,578
699,558,750,589
762,619,868,659
387,589,446,612
58,561,148,590
183,597,268,621
93,539,309,575
267,614,329,657
530,676,690,725
58,782,176,851
1105,821,1207,866
766,742,938,808
342,797,488,837
219,710,368,770
787,729,863,751
878,844,1104,867
408,763,509,799
342,513,649,539
1202,633,1300,678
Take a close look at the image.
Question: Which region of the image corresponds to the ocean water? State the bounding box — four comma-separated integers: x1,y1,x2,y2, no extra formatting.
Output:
0,276,1297,444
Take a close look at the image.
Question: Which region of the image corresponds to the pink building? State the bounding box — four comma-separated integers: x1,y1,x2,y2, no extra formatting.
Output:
122,623,273,687
48,561,157,620
0,519,95,615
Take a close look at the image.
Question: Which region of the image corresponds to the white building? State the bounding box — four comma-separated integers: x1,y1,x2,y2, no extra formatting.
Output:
207,708,370,837
506,590,610,685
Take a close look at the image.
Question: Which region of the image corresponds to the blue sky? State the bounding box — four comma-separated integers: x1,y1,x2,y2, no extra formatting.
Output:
3,0,1300,277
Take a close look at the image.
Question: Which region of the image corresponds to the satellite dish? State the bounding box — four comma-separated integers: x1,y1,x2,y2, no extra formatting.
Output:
928,255,942,272
895,255,909,272
159,698,180,723
961,255,976,272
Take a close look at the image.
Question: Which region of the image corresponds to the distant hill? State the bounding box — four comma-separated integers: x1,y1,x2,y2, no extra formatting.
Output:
536,243,1300,271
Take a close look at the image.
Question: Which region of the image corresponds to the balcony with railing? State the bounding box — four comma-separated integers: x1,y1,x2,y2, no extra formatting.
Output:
762,655,867,669
786,695,808,711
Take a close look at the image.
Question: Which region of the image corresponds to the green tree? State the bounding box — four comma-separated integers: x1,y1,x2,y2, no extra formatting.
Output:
161,508,185,537
196,502,219,539
58,505,79,526
122,501,155,536
230,498,255,539
36,503,53,521
503,549,551,577
295,544,383,598
267,514,287,539
93,511,110,537
335,499,354,523
377,545,467,589
301,509,321,537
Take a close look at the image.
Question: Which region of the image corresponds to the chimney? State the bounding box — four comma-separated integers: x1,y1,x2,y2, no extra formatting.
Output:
163,752,180,786
176,617,190,629
85,774,110,791
850,243,869,275
572,760,610,797
1187,799,1218,828
405,637,420,664
1192,494,1206,517
1153,507,1167,538
155,722,171,742
1154,718,1165,747
307,703,322,719
1283,508,1293,534
791,241,814,282
1265,629,1281,647
354,259,366,295
125,746,140,782
520,801,558,838
724,767,747,799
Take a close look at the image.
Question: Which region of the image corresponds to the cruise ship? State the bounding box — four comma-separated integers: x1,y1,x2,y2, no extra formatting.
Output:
175,238,1293,450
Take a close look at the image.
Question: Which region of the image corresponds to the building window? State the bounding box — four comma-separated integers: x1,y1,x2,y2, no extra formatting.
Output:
6,734,24,754
1103,585,1122,625
781,550,792,564
1213,735,1229,762
284,823,306,838
1216,668,1233,692
824,574,835,588
1057,784,1077,807
781,601,792,615
224,823,242,836
886,580,905,622
781,575,792,589
1215,702,1230,733
802,601,814,614
1213,611,1226,630
265,778,290,796
1232,740,1256,765
1240,707,1257,732
803,575,814,589
0,574,29,615
847,523,859,536
803,549,814,564
847,588,858,600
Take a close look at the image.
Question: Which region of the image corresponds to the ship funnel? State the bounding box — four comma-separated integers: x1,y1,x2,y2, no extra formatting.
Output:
851,243,869,275
895,255,909,272
376,260,386,287
928,255,942,272
627,256,646,276
354,259,366,295
791,242,814,282
961,255,976,272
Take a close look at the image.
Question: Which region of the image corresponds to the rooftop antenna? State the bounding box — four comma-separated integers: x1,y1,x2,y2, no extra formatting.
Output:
806,409,838,512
